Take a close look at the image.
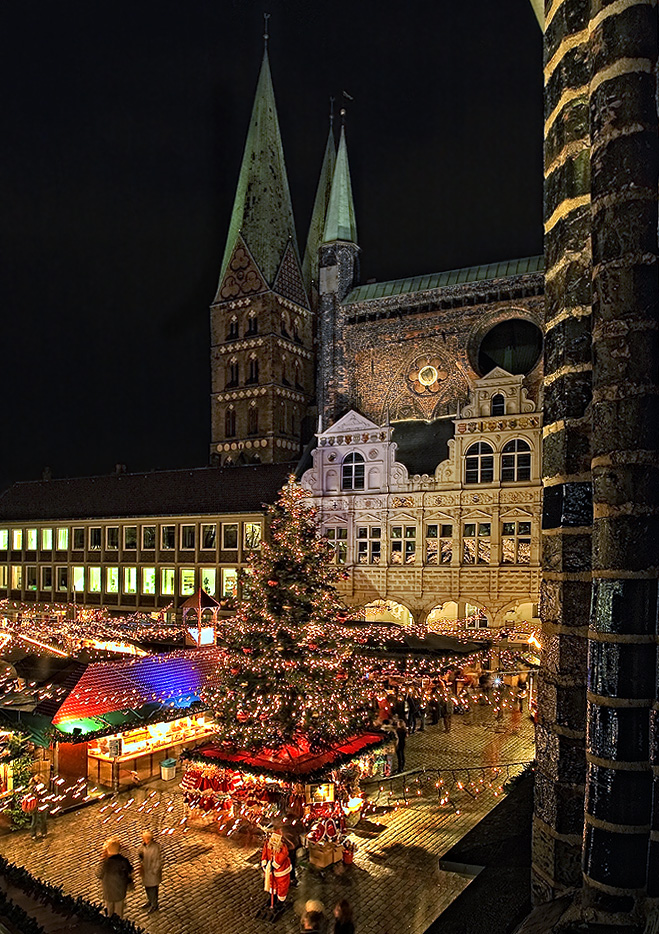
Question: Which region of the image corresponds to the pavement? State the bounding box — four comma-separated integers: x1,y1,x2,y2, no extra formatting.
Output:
0,702,534,934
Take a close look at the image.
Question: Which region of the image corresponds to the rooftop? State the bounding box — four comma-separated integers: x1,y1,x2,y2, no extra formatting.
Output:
0,463,293,521
344,255,544,304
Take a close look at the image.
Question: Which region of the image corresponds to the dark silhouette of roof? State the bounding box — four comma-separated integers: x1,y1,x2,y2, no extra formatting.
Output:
0,464,293,521
392,419,455,476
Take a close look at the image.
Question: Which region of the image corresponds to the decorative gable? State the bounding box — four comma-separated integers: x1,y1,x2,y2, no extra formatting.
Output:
321,410,381,436
214,236,267,304
273,241,309,309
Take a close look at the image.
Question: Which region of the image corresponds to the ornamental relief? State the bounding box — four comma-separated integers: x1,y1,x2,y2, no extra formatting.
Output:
499,490,536,503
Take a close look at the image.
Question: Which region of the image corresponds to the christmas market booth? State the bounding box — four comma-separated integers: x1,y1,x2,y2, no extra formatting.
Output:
181,730,388,868
0,647,224,793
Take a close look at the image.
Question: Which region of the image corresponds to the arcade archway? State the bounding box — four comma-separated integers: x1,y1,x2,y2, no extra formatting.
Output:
362,599,414,627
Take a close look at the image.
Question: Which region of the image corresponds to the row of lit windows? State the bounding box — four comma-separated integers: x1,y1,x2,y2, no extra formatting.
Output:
339,441,532,491
326,521,532,566
0,565,240,599
0,522,262,554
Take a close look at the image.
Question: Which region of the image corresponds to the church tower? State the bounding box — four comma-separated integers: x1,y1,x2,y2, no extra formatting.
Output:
317,123,360,426
210,47,313,466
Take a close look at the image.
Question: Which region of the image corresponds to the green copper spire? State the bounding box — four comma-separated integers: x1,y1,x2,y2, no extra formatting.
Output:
323,125,357,244
218,50,297,288
302,122,337,289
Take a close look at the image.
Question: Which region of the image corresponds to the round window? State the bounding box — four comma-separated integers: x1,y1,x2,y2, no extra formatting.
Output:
478,319,543,376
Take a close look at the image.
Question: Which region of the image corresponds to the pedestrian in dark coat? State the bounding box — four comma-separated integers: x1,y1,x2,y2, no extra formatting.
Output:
395,718,408,772
332,900,355,934
137,830,162,913
97,838,133,918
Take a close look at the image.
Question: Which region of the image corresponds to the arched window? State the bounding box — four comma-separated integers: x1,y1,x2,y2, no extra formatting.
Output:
282,356,290,386
226,358,238,388
225,407,236,438
246,312,258,336
247,355,259,384
491,393,505,416
501,439,531,482
342,452,365,491
227,316,239,340
294,360,302,389
247,404,258,435
465,442,494,484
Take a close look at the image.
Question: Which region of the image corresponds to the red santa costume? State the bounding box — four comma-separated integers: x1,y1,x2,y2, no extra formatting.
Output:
261,833,291,903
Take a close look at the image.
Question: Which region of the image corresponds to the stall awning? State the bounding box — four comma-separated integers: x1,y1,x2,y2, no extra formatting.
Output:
187,731,386,781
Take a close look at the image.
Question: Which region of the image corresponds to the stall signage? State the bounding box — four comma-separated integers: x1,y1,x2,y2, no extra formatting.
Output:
107,737,123,758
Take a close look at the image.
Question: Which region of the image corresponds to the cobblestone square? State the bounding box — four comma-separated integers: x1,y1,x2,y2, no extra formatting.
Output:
0,706,534,934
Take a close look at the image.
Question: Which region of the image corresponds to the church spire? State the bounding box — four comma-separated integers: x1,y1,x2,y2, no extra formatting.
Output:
322,122,357,245
217,47,297,289
302,116,337,291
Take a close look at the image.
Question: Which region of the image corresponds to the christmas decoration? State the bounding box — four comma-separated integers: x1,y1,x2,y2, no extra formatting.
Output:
201,477,371,752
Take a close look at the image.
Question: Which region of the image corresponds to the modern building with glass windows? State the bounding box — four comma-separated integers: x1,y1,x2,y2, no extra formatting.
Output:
0,464,291,616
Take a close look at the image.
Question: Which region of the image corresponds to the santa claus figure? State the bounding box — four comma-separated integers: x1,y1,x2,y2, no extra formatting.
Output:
261,831,291,906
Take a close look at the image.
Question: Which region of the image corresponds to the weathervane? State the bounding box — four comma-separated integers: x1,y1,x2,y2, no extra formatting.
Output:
263,12,270,49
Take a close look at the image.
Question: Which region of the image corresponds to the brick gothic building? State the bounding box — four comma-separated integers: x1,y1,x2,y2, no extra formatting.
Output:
210,48,547,630
530,0,659,926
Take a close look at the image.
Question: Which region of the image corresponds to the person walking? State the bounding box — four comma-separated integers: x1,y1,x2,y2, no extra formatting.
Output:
25,778,48,840
137,830,162,913
332,900,355,934
395,717,408,772
443,693,454,733
97,838,133,918
280,815,302,886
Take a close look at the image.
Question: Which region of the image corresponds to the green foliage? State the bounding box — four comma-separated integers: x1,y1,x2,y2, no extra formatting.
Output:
203,477,371,751
6,735,34,828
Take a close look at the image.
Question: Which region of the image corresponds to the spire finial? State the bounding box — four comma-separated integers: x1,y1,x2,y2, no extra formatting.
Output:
263,12,270,49
329,96,335,128
340,107,346,126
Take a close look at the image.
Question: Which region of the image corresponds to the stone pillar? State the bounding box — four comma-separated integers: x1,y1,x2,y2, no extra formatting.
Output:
583,0,659,917
532,0,592,902
317,242,360,425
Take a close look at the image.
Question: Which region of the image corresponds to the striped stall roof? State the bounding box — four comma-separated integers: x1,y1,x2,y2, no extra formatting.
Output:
344,255,544,304
42,647,224,725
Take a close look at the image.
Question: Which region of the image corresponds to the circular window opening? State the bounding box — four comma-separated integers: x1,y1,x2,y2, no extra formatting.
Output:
478,319,543,376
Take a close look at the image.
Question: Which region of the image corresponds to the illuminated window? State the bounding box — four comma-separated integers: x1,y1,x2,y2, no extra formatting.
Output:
501,439,532,482
201,525,216,549
72,566,85,592
124,527,137,550
56,528,69,551
342,453,365,491
106,527,119,550
244,522,262,550
41,528,53,550
41,567,52,589
181,525,196,550
26,566,37,591
225,406,236,438
89,528,101,550
0,566,7,588
12,530,22,550
142,526,156,549
222,568,238,598
161,526,175,550
106,567,119,593
72,528,84,550
222,524,238,550
491,393,505,416
88,566,101,592
465,442,494,484
123,566,137,594
180,568,195,595
141,567,156,595
425,524,453,565
161,567,175,595
357,527,381,565
390,526,416,565
56,566,67,591
326,527,347,564
11,566,22,589
0,530,7,550
26,529,38,551
201,568,216,595
501,521,532,565
463,523,491,565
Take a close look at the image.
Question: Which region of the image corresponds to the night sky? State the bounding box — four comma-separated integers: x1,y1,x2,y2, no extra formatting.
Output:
2,1,542,491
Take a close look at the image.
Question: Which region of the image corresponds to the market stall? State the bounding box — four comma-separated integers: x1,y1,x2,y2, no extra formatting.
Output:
181,731,386,867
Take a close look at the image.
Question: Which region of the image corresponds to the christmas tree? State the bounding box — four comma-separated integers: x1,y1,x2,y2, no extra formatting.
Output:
202,477,371,752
